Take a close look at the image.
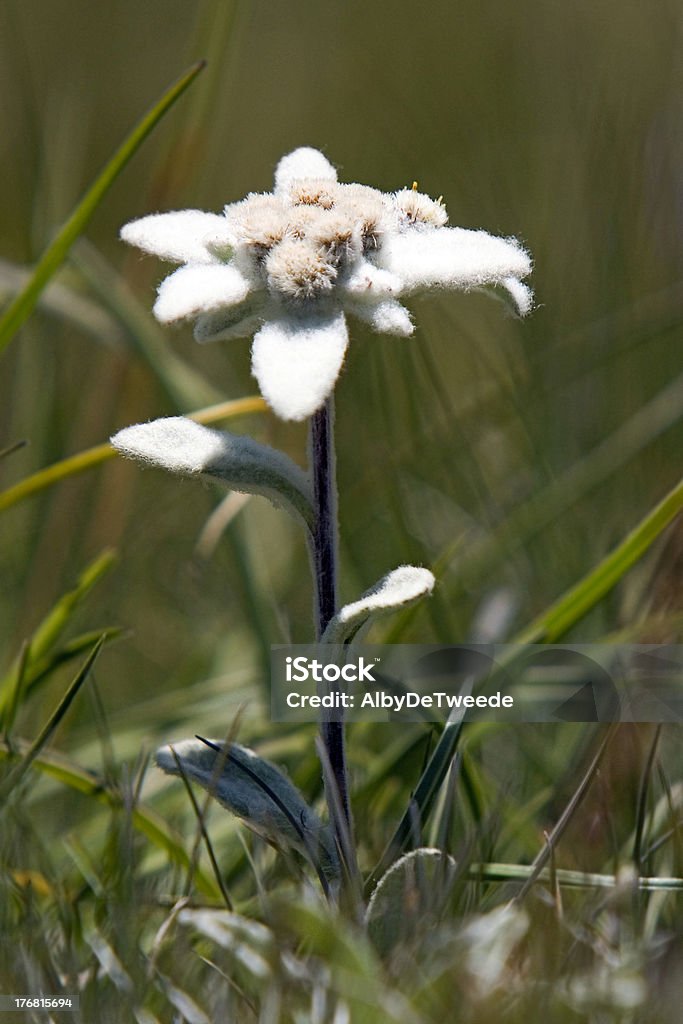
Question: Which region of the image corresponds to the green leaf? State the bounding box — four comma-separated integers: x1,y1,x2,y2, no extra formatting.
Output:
155,737,340,888
0,60,205,356
321,565,435,644
111,417,314,531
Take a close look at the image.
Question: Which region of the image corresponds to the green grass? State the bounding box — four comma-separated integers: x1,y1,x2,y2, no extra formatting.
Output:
1,0,682,1019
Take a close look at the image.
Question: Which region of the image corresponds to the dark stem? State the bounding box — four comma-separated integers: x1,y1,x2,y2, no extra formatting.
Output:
309,398,350,829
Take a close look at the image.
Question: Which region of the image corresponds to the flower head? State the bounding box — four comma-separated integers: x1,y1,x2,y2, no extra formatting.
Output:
121,147,533,421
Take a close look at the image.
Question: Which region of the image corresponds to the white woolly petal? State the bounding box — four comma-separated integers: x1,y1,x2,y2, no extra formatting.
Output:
110,416,313,527
120,211,234,264
500,276,534,316
341,259,402,300
348,298,414,337
274,147,338,194
153,264,252,324
112,416,223,474
379,227,532,294
339,566,435,622
251,312,349,421
322,565,435,643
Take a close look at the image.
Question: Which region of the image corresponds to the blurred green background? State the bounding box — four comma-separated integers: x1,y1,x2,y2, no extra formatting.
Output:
0,0,681,794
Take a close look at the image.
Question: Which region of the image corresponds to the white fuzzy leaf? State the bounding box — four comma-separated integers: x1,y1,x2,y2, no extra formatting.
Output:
473,277,535,317
111,416,313,529
341,260,401,300
379,226,532,301
153,263,252,323
156,738,340,882
251,311,349,421
274,147,338,194
194,301,263,343
348,298,414,337
120,210,233,264
322,565,435,644
499,276,534,316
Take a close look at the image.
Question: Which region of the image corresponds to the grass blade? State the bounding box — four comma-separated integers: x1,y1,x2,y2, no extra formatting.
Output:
0,738,220,898
0,60,206,356
0,636,104,797
469,862,683,891
513,723,618,901
0,550,116,718
364,681,473,897
15,627,124,706
516,476,683,643
633,725,662,868
72,240,223,410
168,744,233,909
0,396,266,514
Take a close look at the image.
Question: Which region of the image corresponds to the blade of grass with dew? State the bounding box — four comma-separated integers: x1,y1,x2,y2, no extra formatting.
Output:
0,636,103,798
0,550,116,718
0,738,220,899
0,396,267,514
0,60,206,356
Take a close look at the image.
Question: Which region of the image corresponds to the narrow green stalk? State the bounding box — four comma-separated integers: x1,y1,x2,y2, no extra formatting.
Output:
309,399,350,830
0,60,206,356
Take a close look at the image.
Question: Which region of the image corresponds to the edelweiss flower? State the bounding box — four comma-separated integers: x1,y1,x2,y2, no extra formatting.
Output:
121,147,533,421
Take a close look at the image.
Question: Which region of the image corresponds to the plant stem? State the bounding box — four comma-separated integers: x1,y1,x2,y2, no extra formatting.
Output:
309,398,350,828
